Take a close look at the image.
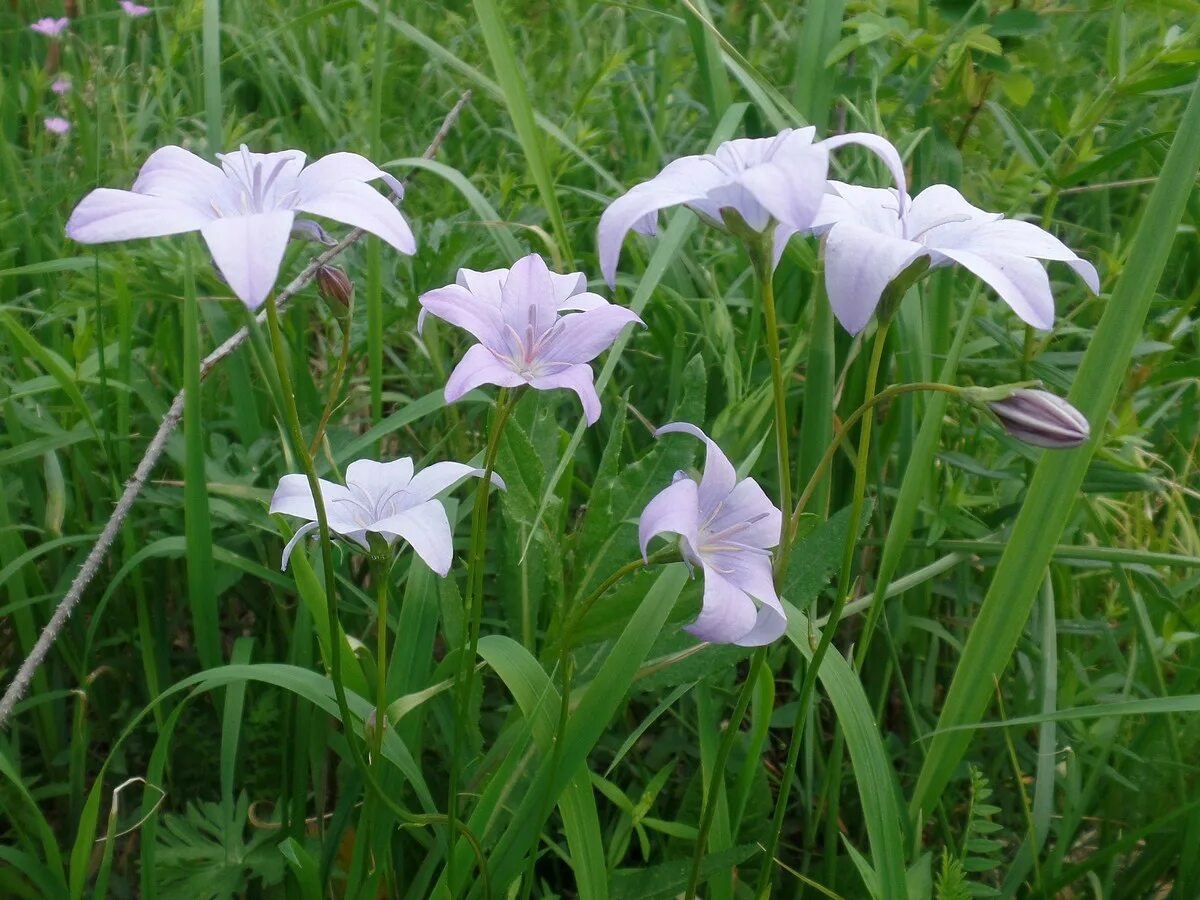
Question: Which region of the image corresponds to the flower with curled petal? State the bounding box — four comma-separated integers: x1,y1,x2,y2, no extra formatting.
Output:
418,253,642,425
66,144,414,309
597,127,906,285
639,423,785,646
811,181,1100,334
270,458,504,574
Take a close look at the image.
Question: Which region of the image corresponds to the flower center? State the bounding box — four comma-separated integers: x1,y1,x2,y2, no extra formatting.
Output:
211,148,298,217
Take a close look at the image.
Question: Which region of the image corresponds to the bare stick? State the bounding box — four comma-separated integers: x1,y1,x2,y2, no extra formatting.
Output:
0,91,472,727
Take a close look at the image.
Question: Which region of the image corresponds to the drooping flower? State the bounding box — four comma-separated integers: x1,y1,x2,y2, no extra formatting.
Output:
418,253,642,425
65,144,415,309
986,388,1090,449
51,76,72,94
639,423,785,646
44,117,71,135
269,458,505,574
811,182,1100,334
597,127,906,285
31,17,69,36
119,0,152,16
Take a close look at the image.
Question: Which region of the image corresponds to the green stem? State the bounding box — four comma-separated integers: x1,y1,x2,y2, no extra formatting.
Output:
265,298,491,892
308,305,354,458
685,646,768,900
756,320,891,897
447,389,515,897
372,554,391,758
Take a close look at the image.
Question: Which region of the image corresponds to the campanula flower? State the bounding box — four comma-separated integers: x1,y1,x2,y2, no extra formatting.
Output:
597,127,906,285
66,144,414,309
51,76,72,94
986,388,1090,449
31,17,69,36
270,458,504,574
811,182,1100,334
119,0,152,16
419,253,642,425
639,423,785,646
44,117,71,135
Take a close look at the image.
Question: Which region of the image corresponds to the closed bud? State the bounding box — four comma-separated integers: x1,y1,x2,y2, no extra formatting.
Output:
987,388,1089,449
316,265,354,313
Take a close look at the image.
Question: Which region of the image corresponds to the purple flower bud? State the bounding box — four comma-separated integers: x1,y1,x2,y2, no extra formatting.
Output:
316,264,354,312
987,389,1089,449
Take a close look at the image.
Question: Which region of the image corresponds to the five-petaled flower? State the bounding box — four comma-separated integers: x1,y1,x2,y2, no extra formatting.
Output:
31,17,69,36
270,458,504,575
597,127,906,286
119,0,152,16
639,423,786,646
811,182,1100,334
65,144,415,309
418,253,642,425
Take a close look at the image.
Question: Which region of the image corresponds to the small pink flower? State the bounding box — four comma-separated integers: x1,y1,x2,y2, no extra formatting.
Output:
51,76,72,95
31,17,70,36
45,117,71,135
119,0,152,16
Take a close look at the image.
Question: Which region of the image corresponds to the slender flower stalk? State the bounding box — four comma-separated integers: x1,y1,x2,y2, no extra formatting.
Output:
757,319,892,897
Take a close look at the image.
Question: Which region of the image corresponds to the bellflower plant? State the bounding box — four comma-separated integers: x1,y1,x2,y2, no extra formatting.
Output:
51,76,71,94
270,458,504,574
44,117,71,135
119,0,152,16
30,17,69,36
811,182,1100,334
597,127,906,285
65,144,415,309
418,252,642,425
639,423,785,646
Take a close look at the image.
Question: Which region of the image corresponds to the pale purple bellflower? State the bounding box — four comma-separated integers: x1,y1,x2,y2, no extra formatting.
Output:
986,388,1090,449
270,458,504,575
418,253,642,425
597,127,906,285
31,17,69,36
66,145,415,309
51,76,72,94
639,423,786,646
44,117,71,135
811,182,1100,334
119,0,152,16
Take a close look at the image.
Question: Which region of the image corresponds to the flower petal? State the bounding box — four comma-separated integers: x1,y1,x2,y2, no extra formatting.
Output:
538,305,643,364
418,284,507,346
941,218,1100,294
269,473,362,535
406,461,505,503
345,458,415,503
200,210,295,309
444,344,526,403
557,291,608,312
685,567,759,644
653,422,737,510
372,500,455,576
528,363,602,425
295,151,404,199
904,184,997,239
217,146,307,190
705,547,789,646
131,145,229,211
456,267,507,308
736,147,829,231
66,189,213,243
823,221,925,335
706,477,781,550
500,253,558,333
933,248,1056,330
280,521,319,571
821,132,909,211
638,477,700,559
294,179,415,255
731,604,788,647
597,155,722,286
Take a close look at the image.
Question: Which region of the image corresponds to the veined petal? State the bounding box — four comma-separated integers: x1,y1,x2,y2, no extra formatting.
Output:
933,248,1056,330
823,221,925,335
653,422,737,511
550,270,589,303
418,284,507,347
294,180,415,254
943,218,1100,293
904,184,997,239
456,268,507,308
638,477,701,559
372,500,455,576
444,344,526,403
557,291,609,312
201,210,295,309
269,473,362,536
528,363,602,425
132,145,229,211
345,458,415,504
686,567,759,645
406,461,505,503
217,146,306,190
597,155,722,286
705,477,781,550
820,132,909,210
538,305,643,364
500,253,557,332
66,188,212,243
731,604,788,647
295,151,404,199
737,147,829,231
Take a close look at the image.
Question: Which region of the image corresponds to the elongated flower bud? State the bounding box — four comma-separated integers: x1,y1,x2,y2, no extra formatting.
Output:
316,264,354,313
987,388,1089,449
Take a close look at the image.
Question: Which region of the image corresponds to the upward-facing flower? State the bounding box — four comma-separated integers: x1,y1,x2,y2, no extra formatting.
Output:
419,253,642,425
66,144,415,309
639,423,785,646
597,127,906,285
270,458,504,574
811,182,1100,334
31,17,69,36
119,0,152,16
